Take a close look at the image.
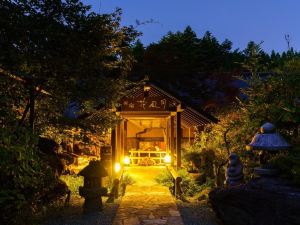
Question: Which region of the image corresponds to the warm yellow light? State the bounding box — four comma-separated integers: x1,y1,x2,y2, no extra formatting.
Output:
164,154,171,164
123,156,130,165
246,145,252,151
115,162,121,173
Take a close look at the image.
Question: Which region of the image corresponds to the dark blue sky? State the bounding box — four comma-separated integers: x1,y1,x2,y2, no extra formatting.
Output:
83,0,300,53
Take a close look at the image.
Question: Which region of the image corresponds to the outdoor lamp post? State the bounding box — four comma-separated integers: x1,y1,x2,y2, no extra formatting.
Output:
247,122,291,176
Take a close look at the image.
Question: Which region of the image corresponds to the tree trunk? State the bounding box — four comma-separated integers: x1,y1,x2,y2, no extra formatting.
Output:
19,99,30,126
29,85,35,131
19,87,41,127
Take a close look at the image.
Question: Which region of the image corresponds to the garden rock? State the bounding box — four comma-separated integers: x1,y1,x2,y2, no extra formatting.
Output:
209,177,300,225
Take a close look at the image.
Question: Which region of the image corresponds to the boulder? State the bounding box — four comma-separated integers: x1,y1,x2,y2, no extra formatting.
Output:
209,177,300,225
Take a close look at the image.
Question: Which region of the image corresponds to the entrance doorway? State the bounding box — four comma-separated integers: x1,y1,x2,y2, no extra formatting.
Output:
126,118,167,166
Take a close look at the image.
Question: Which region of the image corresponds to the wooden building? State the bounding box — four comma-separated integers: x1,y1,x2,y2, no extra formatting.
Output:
110,82,217,170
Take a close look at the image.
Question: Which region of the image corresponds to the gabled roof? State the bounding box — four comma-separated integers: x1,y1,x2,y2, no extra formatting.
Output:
119,82,218,128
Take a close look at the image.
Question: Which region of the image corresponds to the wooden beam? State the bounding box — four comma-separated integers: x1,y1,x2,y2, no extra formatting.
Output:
166,117,170,152
124,120,127,154
111,127,116,170
170,115,175,166
188,127,191,145
167,165,182,198
120,121,123,158
116,123,121,164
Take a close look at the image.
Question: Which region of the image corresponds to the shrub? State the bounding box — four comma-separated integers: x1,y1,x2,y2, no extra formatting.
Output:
270,151,300,186
121,173,135,186
155,170,174,191
182,147,201,173
0,127,64,224
178,169,203,197
60,175,83,197
155,168,212,198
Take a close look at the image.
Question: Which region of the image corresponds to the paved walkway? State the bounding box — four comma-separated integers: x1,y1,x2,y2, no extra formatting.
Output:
112,166,184,225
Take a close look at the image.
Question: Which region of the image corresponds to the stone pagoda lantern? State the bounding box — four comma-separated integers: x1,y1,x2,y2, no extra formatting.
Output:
247,122,291,176
78,160,108,213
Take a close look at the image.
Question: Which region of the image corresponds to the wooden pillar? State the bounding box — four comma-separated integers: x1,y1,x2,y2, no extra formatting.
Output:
110,128,116,176
188,127,191,145
124,120,127,155
176,111,181,168
116,123,121,163
166,117,169,151
170,115,175,165
120,121,124,159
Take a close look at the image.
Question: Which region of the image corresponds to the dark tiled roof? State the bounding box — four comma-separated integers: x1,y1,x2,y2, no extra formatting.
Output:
121,82,218,127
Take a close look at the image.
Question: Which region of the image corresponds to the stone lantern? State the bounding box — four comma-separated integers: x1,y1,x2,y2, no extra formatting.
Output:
78,160,108,213
247,122,291,176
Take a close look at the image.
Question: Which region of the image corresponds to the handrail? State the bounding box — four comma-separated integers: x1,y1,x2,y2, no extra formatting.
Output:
166,165,182,198
129,149,167,165
129,150,167,154
106,168,124,203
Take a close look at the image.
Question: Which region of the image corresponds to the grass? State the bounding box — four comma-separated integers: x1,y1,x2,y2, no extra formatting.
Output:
59,174,84,197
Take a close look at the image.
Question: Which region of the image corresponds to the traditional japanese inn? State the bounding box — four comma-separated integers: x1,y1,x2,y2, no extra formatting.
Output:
108,81,217,172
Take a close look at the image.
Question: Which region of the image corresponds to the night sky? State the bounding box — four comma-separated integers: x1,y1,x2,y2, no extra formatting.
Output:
83,0,300,53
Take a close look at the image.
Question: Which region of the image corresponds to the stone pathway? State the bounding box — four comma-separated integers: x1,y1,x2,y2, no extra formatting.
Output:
112,166,184,225
177,201,221,225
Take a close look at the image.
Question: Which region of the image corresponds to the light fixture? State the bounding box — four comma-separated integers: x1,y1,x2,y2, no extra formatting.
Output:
115,162,121,173
123,156,130,165
164,154,171,164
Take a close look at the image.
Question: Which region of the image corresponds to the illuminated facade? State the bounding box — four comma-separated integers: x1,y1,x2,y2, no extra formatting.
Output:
109,82,217,170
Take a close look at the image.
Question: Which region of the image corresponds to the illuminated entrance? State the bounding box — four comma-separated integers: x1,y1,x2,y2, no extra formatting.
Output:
110,82,216,169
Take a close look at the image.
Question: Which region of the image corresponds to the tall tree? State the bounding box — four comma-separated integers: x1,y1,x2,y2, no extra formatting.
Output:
0,0,139,132
130,27,243,109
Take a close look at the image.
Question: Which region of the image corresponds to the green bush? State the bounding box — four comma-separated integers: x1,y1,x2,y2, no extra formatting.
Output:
121,173,135,186
270,151,300,186
155,170,174,190
182,150,201,172
178,169,203,197
155,168,211,197
60,175,83,197
0,127,61,224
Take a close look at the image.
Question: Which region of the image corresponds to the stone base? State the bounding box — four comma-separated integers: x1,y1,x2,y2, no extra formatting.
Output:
209,177,300,225
83,197,103,213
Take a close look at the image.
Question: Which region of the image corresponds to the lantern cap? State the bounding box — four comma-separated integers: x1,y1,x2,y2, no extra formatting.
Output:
260,122,276,133
247,122,291,151
78,160,108,178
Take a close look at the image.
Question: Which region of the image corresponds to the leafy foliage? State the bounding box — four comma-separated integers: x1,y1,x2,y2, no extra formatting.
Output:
195,56,300,185
59,175,83,197
155,168,207,197
130,27,242,108
0,0,139,133
0,1,140,223
121,173,136,186
155,169,176,191
270,150,300,185
0,127,63,224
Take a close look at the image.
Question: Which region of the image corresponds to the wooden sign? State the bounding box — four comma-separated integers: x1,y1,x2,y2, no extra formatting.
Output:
100,146,112,160
121,97,169,111
137,137,164,142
